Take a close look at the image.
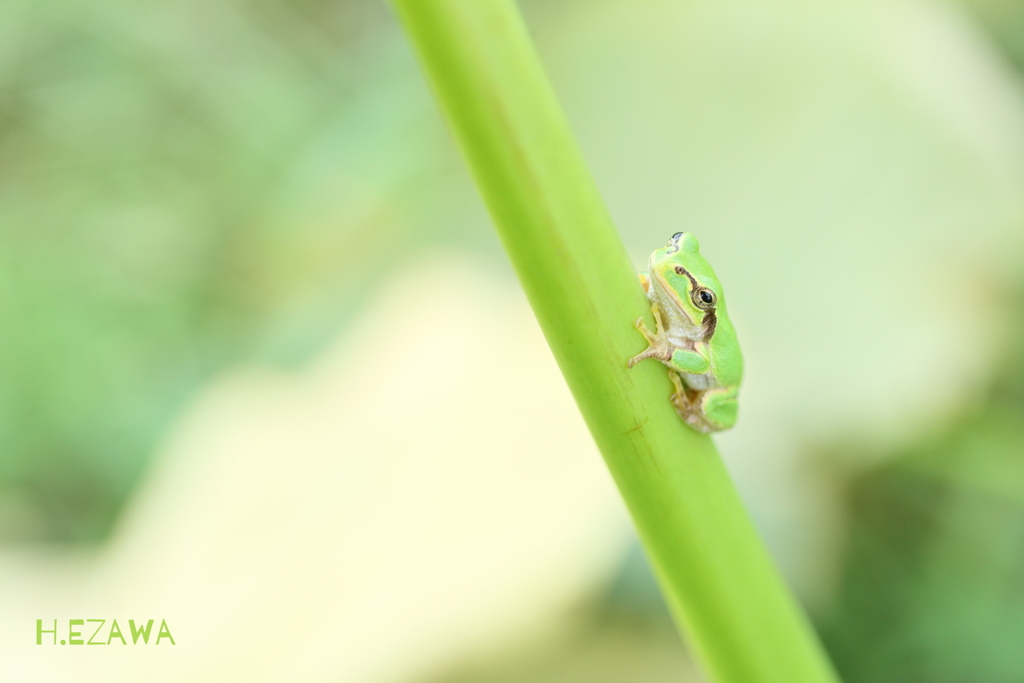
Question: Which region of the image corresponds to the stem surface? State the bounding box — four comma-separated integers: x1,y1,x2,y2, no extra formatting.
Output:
389,2,840,682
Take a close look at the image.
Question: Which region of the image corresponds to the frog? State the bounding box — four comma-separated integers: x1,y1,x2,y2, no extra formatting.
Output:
627,232,742,432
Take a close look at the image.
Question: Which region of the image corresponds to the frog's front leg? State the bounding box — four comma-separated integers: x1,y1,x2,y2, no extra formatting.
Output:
629,304,713,375
627,302,673,367
667,348,710,375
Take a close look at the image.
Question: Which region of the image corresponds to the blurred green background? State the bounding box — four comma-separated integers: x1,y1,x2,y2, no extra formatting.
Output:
2,0,1024,681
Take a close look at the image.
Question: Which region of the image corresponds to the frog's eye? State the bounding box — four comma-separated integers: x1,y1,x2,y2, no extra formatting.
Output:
692,287,716,309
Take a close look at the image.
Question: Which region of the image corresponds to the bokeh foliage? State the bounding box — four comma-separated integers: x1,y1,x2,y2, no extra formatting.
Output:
1,1,1024,681
0,0,439,541
818,3,1024,679
823,285,1024,683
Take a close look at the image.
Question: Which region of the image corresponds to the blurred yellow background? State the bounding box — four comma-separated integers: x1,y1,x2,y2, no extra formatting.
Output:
1,1,1023,681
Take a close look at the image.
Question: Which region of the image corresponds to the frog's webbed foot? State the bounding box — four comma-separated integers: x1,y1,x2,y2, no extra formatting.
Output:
628,303,673,368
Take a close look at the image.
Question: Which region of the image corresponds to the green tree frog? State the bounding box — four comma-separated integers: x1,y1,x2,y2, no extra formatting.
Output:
628,232,742,432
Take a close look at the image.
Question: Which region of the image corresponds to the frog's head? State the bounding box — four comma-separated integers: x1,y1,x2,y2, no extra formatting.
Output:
647,232,725,341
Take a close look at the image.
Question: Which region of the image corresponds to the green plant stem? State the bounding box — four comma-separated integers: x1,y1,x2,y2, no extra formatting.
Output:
388,2,840,682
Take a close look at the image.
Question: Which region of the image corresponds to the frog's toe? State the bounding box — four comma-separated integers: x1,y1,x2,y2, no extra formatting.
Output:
633,318,660,345
628,343,667,368
627,348,649,368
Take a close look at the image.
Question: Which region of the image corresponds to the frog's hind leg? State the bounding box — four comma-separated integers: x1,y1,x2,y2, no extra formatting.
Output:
697,385,739,432
666,373,737,433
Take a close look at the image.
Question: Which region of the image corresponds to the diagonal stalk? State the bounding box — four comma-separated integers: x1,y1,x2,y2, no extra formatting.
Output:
388,2,841,682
